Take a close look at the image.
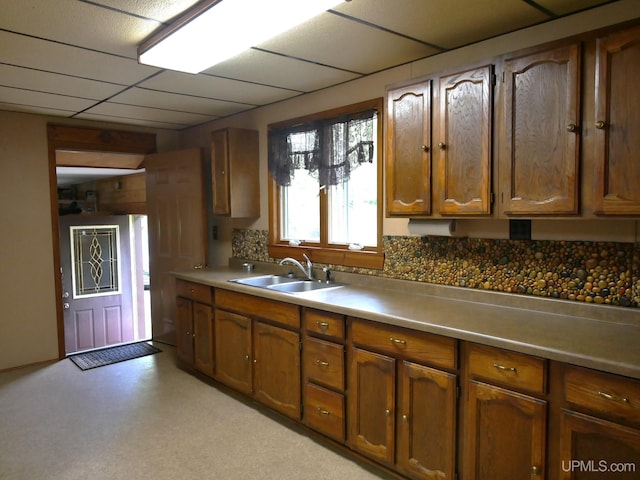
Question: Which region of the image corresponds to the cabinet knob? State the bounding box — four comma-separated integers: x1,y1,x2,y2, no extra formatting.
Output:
245,354,250,361
566,123,577,132
253,359,257,364
402,414,408,422
421,144,429,152
595,120,606,129
385,409,392,417
531,465,541,476
438,142,446,150
316,321,329,331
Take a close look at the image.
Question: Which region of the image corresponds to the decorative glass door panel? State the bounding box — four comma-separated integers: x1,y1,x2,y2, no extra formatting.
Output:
70,226,121,298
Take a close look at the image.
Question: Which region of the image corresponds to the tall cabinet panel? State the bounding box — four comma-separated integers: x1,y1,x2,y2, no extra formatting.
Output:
386,81,432,216
500,43,581,215
593,25,640,215
437,65,493,215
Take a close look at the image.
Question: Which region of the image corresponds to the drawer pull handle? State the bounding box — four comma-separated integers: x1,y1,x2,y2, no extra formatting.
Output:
315,359,330,367
317,408,331,415
316,321,329,331
493,362,517,373
389,337,406,345
598,391,630,403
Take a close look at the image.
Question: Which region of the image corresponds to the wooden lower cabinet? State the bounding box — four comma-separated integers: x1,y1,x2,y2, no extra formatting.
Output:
398,361,457,480
214,289,301,421
559,410,640,479
175,281,214,377
465,381,547,480
349,318,458,479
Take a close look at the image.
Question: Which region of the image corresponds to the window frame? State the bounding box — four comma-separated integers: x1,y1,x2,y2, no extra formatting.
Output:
267,98,384,270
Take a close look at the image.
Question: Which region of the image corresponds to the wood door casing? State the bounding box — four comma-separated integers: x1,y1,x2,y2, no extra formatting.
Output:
501,43,581,216
397,361,457,480
146,148,206,345
437,65,493,216
593,25,640,215
214,309,252,395
386,81,432,216
349,347,396,466
465,381,547,480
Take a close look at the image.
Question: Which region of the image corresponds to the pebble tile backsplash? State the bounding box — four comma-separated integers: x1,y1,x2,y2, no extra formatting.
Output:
232,229,639,308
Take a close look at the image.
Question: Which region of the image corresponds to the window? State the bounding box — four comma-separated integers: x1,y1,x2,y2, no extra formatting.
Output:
267,98,383,269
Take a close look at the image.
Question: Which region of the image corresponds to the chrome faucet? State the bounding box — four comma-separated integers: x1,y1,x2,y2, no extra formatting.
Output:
279,253,313,280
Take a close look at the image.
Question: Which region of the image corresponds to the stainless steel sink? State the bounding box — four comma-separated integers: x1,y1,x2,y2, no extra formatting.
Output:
229,274,299,287
229,275,345,294
267,279,345,294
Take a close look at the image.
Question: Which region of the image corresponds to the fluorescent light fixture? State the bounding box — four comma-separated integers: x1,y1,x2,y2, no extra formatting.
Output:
139,0,346,74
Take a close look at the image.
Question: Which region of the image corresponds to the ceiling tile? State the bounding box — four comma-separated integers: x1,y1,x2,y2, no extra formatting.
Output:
139,71,300,106
0,31,158,85
110,87,250,117
259,12,440,74
0,86,97,112
81,102,216,127
204,49,361,92
333,0,549,49
75,112,188,130
533,0,615,16
0,0,159,58
95,0,201,22
0,64,125,100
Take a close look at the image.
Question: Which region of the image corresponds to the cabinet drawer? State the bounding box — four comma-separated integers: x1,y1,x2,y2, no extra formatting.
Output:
351,318,456,370
303,337,344,391
565,365,640,425
216,289,299,329
304,383,345,442
304,309,345,341
467,343,546,394
176,279,212,304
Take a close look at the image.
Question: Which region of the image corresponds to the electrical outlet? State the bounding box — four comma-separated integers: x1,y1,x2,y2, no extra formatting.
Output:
212,225,218,240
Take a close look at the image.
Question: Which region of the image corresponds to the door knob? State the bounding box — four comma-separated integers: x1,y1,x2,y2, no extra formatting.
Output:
63,303,70,310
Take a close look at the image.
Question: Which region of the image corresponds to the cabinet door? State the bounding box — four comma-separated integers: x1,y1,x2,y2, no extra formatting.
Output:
175,296,194,365
211,129,231,215
253,321,301,420
437,66,493,215
386,81,432,216
560,410,640,479
193,302,214,377
215,309,252,395
593,25,640,215
397,361,457,480
349,347,396,466
466,381,546,480
501,43,581,215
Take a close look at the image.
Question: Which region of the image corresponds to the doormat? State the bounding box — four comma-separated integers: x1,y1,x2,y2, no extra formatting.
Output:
69,342,162,371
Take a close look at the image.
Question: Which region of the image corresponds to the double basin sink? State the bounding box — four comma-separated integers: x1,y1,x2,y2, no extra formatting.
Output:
229,274,345,294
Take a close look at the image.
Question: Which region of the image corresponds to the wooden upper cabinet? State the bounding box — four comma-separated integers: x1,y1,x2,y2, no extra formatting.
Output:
437,65,493,216
500,43,581,216
386,81,432,216
211,128,259,218
593,25,640,215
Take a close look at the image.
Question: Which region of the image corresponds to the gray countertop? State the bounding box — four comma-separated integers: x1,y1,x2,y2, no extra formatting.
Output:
173,264,640,380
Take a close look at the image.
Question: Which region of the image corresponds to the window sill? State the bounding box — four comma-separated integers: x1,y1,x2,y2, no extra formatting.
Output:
268,244,384,270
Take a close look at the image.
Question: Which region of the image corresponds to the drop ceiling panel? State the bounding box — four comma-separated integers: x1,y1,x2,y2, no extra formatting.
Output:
0,31,157,85
81,101,216,127
0,0,159,57
75,111,187,130
110,87,249,117
534,0,617,16
258,12,440,74
140,71,300,106
334,0,550,50
96,0,202,22
0,86,97,112
204,49,361,92
0,64,125,100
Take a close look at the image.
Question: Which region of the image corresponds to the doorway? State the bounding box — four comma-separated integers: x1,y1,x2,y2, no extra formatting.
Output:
47,124,157,359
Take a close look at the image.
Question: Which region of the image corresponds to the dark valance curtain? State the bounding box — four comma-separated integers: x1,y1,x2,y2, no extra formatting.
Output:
268,109,376,187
